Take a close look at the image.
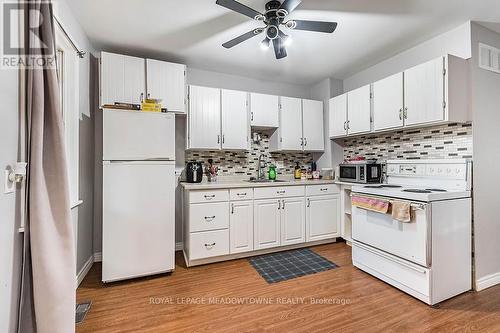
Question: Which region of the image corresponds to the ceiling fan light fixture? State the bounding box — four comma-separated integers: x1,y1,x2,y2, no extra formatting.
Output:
284,20,297,29
260,38,271,50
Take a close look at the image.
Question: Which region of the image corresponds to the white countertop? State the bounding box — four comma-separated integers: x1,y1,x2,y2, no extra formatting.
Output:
180,178,337,190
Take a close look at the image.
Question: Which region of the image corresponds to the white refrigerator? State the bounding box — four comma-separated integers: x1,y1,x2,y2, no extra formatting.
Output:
102,109,175,283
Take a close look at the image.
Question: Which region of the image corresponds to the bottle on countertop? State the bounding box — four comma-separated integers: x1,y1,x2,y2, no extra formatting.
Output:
268,165,277,181
294,162,302,180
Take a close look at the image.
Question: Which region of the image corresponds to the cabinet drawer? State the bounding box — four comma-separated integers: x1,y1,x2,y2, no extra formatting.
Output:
306,184,340,196
230,188,254,201
352,242,430,298
189,202,229,232
254,186,305,199
189,190,229,204
189,229,229,260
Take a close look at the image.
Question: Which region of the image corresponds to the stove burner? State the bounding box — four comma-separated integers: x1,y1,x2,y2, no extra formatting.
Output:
403,189,432,194
381,185,403,188
426,189,448,192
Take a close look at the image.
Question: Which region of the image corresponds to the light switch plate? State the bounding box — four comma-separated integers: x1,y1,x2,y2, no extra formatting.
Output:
4,170,14,194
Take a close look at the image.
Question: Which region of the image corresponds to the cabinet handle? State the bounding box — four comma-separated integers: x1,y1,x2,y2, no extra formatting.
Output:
347,120,351,129
251,112,254,122
301,138,304,146
222,135,225,144
343,121,347,130
204,216,216,222
307,199,311,208
277,190,286,195
320,188,328,192
304,138,308,146
147,93,151,99
140,93,144,103
278,200,281,210
231,204,234,214
282,200,285,209
204,243,216,249
236,193,247,197
399,108,403,120
204,195,216,200
404,107,408,119
217,135,220,144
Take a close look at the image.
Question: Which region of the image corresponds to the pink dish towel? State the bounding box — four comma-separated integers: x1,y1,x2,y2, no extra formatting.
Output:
351,195,390,214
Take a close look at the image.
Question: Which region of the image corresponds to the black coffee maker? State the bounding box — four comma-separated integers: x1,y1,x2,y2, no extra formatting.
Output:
186,162,203,183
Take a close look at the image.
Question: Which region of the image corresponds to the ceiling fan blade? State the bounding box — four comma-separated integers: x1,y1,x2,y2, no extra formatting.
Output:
290,20,338,33
216,0,263,20
272,38,287,60
279,0,302,14
222,29,263,48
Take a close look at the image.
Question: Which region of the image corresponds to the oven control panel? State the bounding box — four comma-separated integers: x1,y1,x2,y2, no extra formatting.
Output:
387,163,467,180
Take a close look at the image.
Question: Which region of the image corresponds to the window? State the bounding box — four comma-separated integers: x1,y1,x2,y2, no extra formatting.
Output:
55,24,80,206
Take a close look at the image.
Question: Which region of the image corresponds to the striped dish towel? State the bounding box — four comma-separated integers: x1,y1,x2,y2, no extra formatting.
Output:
351,195,390,214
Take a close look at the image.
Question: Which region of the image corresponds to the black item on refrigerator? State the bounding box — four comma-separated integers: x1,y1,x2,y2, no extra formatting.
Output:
311,162,317,172
186,162,203,183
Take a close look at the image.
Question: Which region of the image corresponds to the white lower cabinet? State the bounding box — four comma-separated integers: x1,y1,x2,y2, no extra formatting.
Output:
306,194,341,242
281,197,306,246
184,185,340,266
254,199,281,250
230,201,254,254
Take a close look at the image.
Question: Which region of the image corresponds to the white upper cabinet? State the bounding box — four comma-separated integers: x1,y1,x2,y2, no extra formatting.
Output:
329,93,348,138
188,85,221,150
275,97,303,151
249,93,279,128
221,89,249,150
302,99,325,151
146,59,186,113
404,57,445,126
373,72,404,131
347,84,371,135
101,52,145,106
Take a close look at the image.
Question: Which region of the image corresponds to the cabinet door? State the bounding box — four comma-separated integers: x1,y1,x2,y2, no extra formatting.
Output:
230,201,254,254
281,197,306,246
279,97,303,151
222,89,249,150
373,73,404,131
329,94,348,138
306,195,340,242
101,52,146,106
250,93,279,128
188,85,221,150
302,99,324,151
404,57,445,126
347,84,371,135
146,59,186,113
254,199,281,250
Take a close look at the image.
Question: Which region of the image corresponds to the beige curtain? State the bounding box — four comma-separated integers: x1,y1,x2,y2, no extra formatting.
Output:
18,1,76,332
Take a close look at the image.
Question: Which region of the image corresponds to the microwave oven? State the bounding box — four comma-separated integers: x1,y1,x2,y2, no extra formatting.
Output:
338,163,382,184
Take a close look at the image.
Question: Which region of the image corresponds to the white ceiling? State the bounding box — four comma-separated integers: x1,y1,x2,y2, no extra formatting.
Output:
64,0,500,85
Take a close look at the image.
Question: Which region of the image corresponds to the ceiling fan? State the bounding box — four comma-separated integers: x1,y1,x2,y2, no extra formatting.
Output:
216,0,338,59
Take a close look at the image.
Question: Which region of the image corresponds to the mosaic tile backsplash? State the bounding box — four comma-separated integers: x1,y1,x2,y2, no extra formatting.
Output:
341,122,473,161
185,132,314,176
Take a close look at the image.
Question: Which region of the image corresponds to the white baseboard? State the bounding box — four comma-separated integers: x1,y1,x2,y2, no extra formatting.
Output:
93,252,102,262
76,255,94,289
476,272,500,291
175,242,184,251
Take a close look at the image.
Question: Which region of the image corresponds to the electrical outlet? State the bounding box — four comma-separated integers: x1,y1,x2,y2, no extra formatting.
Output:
4,170,14,194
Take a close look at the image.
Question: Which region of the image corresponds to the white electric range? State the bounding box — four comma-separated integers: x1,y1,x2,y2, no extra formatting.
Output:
351,159,472,305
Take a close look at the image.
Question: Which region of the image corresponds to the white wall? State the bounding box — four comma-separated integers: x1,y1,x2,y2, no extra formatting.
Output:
54,0,97,275
343,22,472,91
187,68,312,99
470,23,500,290
0,21,22,333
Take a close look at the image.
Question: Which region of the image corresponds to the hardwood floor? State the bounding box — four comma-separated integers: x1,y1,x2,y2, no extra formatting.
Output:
76,243,500,332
